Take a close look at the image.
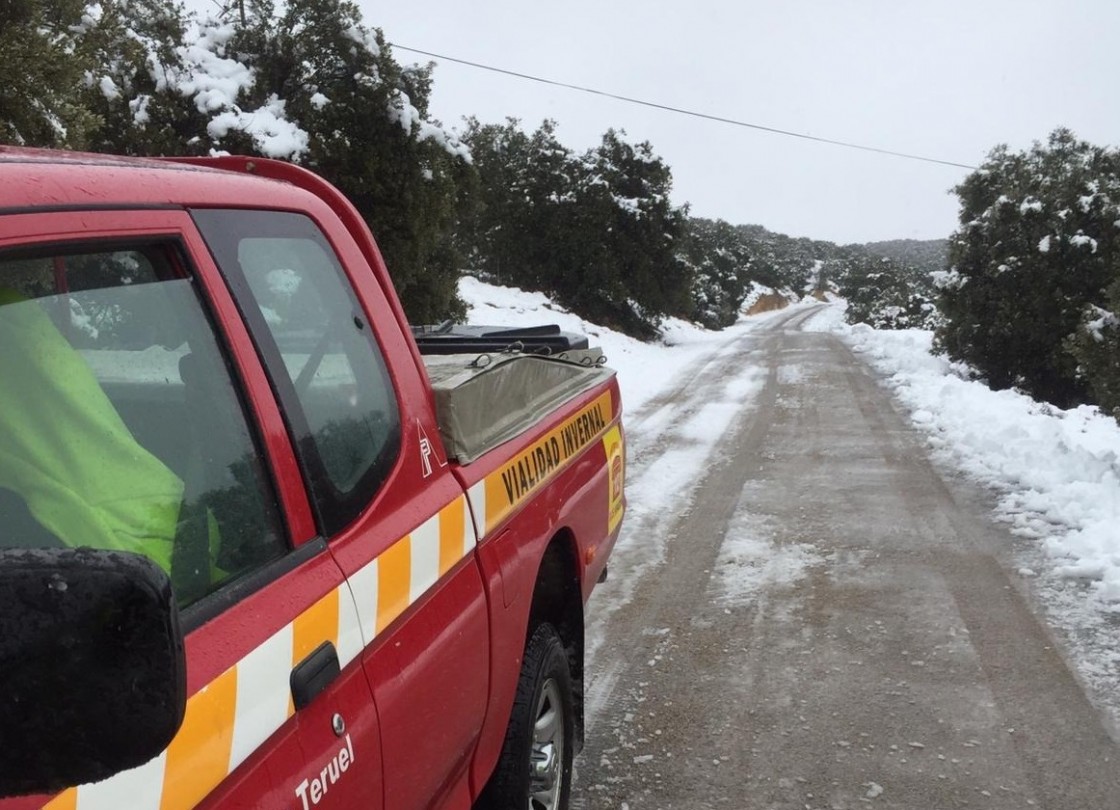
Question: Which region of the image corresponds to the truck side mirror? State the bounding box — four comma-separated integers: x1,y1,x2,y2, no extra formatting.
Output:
0,548,187,798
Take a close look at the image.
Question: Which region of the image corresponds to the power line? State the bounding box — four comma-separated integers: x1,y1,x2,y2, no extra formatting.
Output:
389,43,978,171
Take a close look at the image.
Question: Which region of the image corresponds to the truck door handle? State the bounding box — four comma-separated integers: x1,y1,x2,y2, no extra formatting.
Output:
290,641,341,711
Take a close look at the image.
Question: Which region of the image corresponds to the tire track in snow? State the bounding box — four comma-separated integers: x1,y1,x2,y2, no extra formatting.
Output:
583,306,821,706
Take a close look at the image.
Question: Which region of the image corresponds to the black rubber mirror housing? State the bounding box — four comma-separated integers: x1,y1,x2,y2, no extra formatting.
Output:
0,548,187,797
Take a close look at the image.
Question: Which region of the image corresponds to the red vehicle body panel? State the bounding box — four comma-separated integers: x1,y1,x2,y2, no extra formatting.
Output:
0,147,625,810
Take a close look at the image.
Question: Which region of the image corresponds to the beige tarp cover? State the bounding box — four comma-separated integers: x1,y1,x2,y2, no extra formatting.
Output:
423,351,615,463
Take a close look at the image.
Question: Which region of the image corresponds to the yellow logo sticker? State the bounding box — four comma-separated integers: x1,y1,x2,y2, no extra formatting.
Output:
603,425,624,533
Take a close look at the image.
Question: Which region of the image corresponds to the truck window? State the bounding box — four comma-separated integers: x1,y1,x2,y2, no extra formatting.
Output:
191,209,401,536
0,242,287,607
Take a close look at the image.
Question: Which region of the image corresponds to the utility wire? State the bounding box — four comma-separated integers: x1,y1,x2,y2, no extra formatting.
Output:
389,43,978,171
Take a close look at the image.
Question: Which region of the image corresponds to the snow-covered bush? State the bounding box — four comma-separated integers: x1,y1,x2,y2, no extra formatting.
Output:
937,129,1120,409
840,255,940,330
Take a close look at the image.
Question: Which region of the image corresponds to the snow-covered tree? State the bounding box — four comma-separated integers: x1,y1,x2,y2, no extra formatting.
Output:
735,225,836,293
840,255,938,330
463,121,688,337
575,129,690,335
80,0,208,156
0,0,102,147
54,0,474,321
460,118,575,291
937,129,1120,408
243,0,473,321
1068,280,1120,419
680,218,751,329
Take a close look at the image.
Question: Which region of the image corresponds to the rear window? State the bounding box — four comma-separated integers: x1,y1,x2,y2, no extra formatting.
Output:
191,209,401,537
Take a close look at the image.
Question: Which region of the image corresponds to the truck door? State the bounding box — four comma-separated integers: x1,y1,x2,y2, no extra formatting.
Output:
0,210,382,810
192,207,491,810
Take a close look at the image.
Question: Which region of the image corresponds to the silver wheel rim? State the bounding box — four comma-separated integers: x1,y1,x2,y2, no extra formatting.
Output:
529,677,564,810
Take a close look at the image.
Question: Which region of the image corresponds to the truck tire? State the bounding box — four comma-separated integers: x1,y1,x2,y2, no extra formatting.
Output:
478,623,574,810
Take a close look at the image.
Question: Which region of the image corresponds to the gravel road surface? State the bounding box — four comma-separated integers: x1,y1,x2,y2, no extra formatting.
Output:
574,307,1120,810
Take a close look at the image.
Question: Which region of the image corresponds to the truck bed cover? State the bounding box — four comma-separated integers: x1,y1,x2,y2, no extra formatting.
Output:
424,351,615,463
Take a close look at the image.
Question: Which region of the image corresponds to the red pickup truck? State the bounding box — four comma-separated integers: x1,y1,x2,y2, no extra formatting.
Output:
0,149,624,810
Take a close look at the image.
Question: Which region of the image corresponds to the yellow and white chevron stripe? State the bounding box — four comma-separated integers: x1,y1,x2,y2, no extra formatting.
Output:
42,494,474,810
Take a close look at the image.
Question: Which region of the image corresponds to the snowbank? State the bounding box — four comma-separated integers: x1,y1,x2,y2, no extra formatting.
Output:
459,276,739,414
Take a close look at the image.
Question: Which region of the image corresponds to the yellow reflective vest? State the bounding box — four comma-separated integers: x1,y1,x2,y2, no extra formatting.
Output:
0,287,183,572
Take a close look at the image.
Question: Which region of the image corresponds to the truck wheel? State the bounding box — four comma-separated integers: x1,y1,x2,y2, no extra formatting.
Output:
479,623,574,810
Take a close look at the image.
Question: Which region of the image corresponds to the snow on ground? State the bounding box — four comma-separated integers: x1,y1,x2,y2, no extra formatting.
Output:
714,489,822,606
594,352,772,639
806,304,1120,703
461,275,761,414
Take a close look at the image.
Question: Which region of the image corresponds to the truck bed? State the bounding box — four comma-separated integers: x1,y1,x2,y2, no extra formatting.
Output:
423,350,614,464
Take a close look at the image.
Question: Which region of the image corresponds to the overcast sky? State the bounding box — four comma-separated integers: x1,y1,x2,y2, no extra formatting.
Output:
349,0,1119,245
